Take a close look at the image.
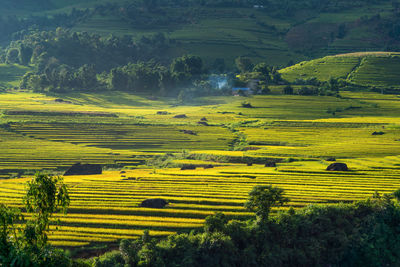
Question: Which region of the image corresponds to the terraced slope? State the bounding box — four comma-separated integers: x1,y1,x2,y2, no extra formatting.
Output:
0,90,400,250
280,52,400,89
0,64,31,88
2,159,400,247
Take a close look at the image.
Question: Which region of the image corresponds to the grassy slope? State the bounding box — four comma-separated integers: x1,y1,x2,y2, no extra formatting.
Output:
72,8,299,67
280,52,400,88
0,64,31,88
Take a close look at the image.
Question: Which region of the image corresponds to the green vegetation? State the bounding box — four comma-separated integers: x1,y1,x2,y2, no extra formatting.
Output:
0,0,399,67
2,173,400,266
0,90,400,254
90,189,400,266
280,52,400,90
0,64,31,89
1,0,400,265
0,173,71,266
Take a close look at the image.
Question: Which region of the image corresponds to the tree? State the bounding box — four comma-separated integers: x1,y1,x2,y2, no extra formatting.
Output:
0,204,24,264
18,45,33,65
253,62,270,76
171,55,203,80
283,85,294,95
0,173,70,265
245,185,289,222
393,189,400,202
211,58,226,73
204,212,229,233
75,64,98,90
23,173,70,249
6,48,19,64
235,56,253,73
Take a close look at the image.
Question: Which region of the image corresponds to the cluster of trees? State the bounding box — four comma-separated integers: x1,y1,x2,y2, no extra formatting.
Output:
107,55,225,100
20,64,101,92
234,57,285,94
19,53,207,94
5,28,232,96
369,11,400,48
0,9,90,44
233,56,343,96
1,28,169,70
283,77,342,96
90,186,400,267
0,28,176,92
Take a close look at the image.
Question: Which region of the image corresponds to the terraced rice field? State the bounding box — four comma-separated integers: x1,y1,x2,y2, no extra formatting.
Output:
280,52,400,89
280,55,361,82
1,90,400,249
349,55,400,87
7,123,232,152
2,160,400,247
0,64,31,87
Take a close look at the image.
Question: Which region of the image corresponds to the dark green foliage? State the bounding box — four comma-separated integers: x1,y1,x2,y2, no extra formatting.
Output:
253,63,270,77
3,28,173,92
6,48,19,64
394,189,400,202
102,186,400,267
0,9,88,43
204,212,229,233
297,86,317,95
235,56,253,73
18,45,33,66
259,84,270,94
24,173,70,248
244,185,289,222
0,172,71,266
14,33,209,93
110,62,168,93
171,55,204,82
283,85,294,94
6,29,135,70
93,251,125,267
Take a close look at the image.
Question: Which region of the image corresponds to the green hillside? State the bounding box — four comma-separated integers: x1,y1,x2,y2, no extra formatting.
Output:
0,64,31,88
280,52,400,89
2,0,400,67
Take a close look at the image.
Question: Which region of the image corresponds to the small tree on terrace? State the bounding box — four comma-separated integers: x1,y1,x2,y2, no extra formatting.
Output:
245,185,289,222
23,173,70,249
0,173,70,265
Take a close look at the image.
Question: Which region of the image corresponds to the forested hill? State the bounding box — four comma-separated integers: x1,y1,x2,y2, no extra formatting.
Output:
1,0,400,66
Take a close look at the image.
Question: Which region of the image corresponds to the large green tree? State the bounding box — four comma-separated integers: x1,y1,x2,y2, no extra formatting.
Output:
0,173,70,266
244,185,289,222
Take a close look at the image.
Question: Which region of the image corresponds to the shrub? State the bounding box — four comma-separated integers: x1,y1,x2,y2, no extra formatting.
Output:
93,251,125,267
297,86,317,95
283,85,294,94
241,102,253,108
